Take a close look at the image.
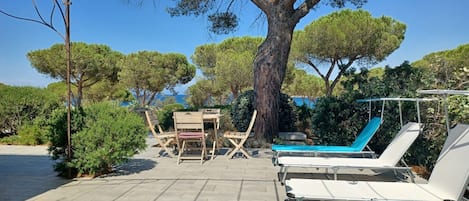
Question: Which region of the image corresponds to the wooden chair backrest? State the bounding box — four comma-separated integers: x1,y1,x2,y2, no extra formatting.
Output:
245,110,257,136
173,111,204,131
144,110,159,135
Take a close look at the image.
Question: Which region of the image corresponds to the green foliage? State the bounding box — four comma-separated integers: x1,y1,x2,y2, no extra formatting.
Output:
70,103,147,176
291,9,406,96
0,86,60,137
166,0,367,35
186,79,229,107
313,60,460,173
412,43,469,90
119,51,195,107
83,80,133,104
230,90,297,134
190,37,262,102
46,81,69,103
156,103,185,131
295,104,315,136
27,42,123,107
16,123,48,145
47,107,86,162
282,67,325,98
47,103,147,177
311,96,367,145
338,61,429,153
230,90,256,132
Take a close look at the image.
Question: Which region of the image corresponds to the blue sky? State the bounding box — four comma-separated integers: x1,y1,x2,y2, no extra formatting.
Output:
1,0,468,93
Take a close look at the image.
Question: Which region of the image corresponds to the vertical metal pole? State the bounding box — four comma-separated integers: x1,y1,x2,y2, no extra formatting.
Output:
416,100,421,124
380,100,386,123
368,100,371,121
398,100,403,128
65,0,72,178
443,94,450,135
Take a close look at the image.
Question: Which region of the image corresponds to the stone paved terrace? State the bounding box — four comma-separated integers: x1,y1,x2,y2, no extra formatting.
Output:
0,136,423,201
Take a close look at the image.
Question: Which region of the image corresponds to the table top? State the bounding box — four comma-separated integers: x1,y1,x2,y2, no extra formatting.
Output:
202,114,222,120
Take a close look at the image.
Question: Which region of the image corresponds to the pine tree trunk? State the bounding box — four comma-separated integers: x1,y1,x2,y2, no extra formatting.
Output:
253,7,296,142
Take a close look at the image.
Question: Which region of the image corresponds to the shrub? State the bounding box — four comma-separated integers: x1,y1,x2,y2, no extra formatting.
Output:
230,90,297,135
16,123,48,145
47,102,147,177
311,96,368,145
70,102,147,177
0,86,60,136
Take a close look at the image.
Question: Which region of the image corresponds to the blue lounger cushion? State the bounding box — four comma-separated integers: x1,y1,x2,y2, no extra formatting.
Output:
272,117,381,153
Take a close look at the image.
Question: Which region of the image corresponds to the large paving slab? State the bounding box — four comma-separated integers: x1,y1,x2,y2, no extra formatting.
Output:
1,137,425,201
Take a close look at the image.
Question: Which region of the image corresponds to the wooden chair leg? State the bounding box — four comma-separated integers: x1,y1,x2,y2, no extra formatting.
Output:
227,138,250,159
162,139,175,157
239,147,251,159
211,141,216,160
177,140,186,165
201,138,206,164
227,139,240,158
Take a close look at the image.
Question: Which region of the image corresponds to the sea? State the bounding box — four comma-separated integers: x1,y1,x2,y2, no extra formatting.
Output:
122,94,315,108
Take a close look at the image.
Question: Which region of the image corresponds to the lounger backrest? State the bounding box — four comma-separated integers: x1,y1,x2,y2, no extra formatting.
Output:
428,124,469,200
350,117,382,150
377,122,420,166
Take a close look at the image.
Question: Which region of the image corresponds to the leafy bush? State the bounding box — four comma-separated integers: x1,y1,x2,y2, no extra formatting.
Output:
295,104,314,136
0,86,60,136
47,102,147,177
311,96,368,145
230,90,297,134
315,61,449,175
16,123,48,145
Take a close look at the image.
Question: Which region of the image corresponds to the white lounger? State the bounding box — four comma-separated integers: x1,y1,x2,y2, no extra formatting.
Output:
284,123,469,201
278,122,421,183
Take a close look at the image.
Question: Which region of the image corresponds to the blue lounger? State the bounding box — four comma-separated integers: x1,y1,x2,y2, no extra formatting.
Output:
272,117,382,163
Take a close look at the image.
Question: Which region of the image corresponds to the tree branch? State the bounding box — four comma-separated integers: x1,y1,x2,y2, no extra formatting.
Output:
0,1,66,40
293,0,321,21
306,59,326,80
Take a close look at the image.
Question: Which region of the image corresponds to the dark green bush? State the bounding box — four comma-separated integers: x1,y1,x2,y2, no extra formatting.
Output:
47,107,86,162
47,102,147,177
230,90,297,134
311,96,367,145
314,61,448,176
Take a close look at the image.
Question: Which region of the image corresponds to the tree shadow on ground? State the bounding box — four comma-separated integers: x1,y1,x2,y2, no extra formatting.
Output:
0,155,70,201
101,158,157,177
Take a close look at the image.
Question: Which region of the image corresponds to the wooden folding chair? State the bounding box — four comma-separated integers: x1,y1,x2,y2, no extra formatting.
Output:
144,110,176,157
173,111,207,164
223,110,257,159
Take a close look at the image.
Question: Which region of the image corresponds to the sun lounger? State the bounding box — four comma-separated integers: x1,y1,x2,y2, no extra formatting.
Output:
272,117,382,164
278,122,420,183
284,123,469,201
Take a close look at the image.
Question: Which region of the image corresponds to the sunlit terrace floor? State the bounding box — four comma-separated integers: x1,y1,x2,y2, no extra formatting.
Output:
0,136,424,201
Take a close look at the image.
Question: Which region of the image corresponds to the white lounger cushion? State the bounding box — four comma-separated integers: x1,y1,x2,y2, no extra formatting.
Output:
278,122,420,169
286,179,449,201
285,124,469,201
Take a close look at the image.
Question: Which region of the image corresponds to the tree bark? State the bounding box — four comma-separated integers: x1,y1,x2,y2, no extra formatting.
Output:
253,4,298,142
